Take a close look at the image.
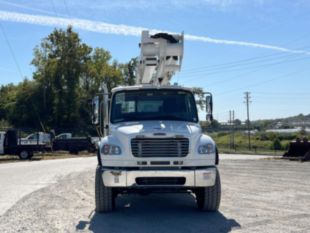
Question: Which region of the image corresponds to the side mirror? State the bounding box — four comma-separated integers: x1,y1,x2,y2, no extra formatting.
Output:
205,94,213,122
92,96,100,125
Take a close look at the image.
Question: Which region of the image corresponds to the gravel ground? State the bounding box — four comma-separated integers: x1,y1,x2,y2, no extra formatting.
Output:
0,158,309,233
0,157,96,215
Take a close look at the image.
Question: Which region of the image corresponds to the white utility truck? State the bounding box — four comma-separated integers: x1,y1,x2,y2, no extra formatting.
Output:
93,31,220,212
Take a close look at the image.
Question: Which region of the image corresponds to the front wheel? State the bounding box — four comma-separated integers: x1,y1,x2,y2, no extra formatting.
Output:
95,166,114,213
195,168,221,211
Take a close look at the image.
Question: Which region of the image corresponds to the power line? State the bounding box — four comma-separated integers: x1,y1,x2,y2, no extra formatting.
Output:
254,91,310,95
0,0,56,16
0,22,45,130
0,22,23,79
182,52,297,73
182,44,310,74
214,68,308,96
182,54,310,83
180,57,309,92
181,14,310,73
63,0,71,18
253,94,310,99
181,59,310,86
50,0,59,16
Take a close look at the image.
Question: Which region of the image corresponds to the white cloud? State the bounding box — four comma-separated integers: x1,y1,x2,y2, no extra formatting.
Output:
0,10,309,55
0,0,262,12
75,0,264,10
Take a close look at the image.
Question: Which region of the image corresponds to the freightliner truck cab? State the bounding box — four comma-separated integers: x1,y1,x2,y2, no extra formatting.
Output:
93,31,221,212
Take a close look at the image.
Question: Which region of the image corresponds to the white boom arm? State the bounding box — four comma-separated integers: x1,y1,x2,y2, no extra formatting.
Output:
136,31,184,85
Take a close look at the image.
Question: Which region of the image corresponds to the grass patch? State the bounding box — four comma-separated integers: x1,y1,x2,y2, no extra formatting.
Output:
209,131,290,155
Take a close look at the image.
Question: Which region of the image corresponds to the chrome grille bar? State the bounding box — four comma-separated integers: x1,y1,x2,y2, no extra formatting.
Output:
131,138,189,157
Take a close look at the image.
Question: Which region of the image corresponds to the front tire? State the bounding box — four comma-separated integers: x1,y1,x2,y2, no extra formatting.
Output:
95,166,114,213
195,168,221,211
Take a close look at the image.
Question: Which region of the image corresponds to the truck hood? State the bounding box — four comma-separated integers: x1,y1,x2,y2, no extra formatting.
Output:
100,121,215,163
110,121,201,138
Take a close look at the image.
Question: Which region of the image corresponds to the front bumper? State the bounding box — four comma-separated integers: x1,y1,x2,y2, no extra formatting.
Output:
101,167,216,188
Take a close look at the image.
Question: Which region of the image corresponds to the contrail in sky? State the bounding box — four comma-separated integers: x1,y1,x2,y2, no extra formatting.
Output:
0,10,309,55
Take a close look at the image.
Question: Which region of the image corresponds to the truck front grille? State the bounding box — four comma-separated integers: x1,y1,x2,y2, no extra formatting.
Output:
136,177,186,186
131,138,189,157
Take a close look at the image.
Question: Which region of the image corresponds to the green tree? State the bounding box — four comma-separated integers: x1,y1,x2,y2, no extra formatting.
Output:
0,27,142,131
210,119,221,130
32,26,92,128
85,48,127,93
124,57,137,86
300,126,306,136
271,137,282,150
192,87,205,110
9,79,43,129
234,119,242,126
0,84,18,123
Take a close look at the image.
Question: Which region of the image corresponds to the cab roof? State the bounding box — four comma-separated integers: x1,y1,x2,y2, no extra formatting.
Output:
111,84,193,93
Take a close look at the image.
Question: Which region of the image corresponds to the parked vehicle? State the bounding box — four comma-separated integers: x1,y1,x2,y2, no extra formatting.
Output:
52,135,96,154
283,137,310,161
20,132,51,145
55,133,72,139
92,31,220,213
0,129,51,160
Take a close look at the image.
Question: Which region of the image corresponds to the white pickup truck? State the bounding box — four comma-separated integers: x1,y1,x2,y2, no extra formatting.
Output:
93,31,220,213
20,132,51,145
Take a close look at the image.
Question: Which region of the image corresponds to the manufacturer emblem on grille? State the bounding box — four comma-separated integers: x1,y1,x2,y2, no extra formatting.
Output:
154,123,165,130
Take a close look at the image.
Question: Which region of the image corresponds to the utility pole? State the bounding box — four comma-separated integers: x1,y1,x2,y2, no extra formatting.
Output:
232,110,235,150
244,92,251,150
229,110,235,150
229,111,232,150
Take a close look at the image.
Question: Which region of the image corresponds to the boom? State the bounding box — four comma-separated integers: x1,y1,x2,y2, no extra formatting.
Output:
136,31,184,85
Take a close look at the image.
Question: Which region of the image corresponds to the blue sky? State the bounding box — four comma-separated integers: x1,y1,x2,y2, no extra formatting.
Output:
0,0,309,122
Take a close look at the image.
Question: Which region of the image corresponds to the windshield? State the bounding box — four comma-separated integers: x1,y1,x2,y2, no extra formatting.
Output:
111,89,198,123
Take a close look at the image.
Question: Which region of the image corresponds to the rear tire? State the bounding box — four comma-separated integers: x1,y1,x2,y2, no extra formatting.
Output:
69,149,79,154
302,151,310,162
95,166,114,213
195,168,221,211
18,150,32,160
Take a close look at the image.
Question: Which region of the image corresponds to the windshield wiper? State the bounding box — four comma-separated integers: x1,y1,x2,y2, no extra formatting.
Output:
136,115,187,121
113,118,125,123
160,115,186,121
114,115,141,122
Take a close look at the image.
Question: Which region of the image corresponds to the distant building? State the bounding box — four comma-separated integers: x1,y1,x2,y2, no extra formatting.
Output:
291,121,310,127
266,127,310,133
274,121,283,129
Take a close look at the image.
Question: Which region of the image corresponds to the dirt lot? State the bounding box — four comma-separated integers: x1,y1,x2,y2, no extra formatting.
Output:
0,158,309,233
0,152,95,164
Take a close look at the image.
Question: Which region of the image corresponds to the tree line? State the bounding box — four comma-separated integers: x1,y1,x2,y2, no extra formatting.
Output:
0,26,136,132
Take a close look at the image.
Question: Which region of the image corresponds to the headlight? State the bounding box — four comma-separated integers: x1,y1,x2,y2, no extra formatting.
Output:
101,144,122,155
198,143,214,154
